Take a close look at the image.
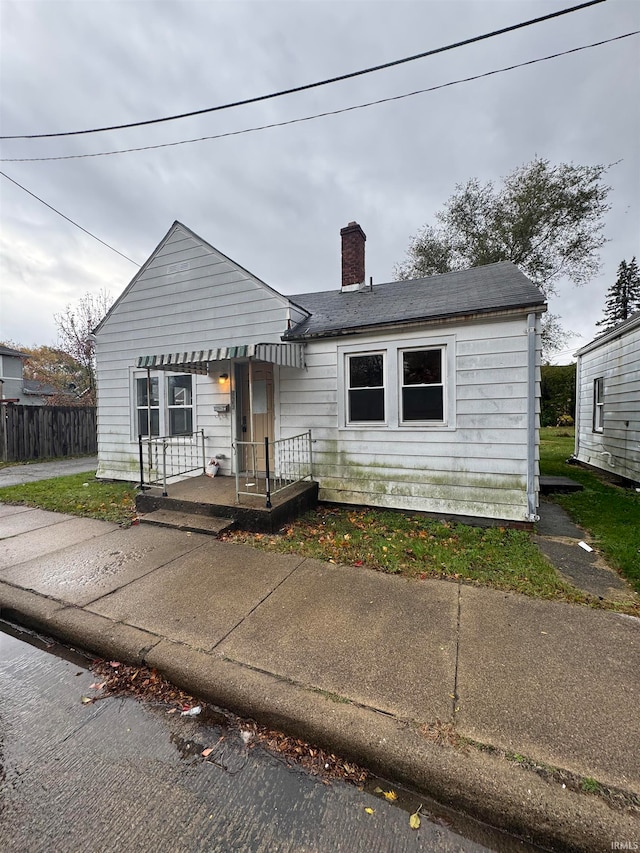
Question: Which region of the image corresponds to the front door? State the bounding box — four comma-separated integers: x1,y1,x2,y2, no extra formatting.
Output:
235,361,275,474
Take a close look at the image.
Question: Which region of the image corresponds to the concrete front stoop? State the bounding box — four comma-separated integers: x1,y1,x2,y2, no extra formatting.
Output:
138,509,235,537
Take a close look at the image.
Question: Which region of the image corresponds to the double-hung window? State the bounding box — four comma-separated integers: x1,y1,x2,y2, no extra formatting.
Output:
593,377,604,432
136,376,160,437
167,375,193,435
134,373,193,437
347,353,385,423
400,348,444,423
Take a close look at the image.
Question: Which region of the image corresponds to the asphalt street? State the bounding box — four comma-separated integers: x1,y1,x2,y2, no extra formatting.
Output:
0,622,539,853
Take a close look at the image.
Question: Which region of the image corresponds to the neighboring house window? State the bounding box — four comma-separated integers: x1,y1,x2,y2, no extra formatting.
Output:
347,353,385,423
134,373,193,437
593,377,604,432
167,375,193,435
136,376,160,437
400,348,444,423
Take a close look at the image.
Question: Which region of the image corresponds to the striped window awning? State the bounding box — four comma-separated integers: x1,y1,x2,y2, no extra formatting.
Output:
136,343,305,375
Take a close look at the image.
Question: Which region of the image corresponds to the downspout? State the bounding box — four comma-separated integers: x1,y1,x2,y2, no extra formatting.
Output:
574,355,581,458
526,312,539,522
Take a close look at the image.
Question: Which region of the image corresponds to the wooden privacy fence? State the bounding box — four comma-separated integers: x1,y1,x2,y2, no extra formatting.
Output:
0,405,97,462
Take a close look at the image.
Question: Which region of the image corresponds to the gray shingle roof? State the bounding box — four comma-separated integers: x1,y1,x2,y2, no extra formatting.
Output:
284,261,545,340
0,345,27,358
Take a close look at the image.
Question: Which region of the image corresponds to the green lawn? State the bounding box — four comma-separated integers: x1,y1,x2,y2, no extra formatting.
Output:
539,427,640,594
0,472,137,525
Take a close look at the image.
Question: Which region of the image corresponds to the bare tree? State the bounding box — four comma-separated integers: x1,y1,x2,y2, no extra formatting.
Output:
54,290,112,403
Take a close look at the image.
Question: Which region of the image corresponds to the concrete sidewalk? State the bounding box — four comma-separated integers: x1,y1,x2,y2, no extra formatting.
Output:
0,504,638,850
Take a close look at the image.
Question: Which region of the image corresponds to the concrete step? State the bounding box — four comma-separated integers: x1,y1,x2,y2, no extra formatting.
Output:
539,475,584,494
138,509,235,536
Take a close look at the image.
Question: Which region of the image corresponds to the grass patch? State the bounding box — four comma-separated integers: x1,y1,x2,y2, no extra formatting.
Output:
224,506,582,601
539,427,640,594
0,472,137,525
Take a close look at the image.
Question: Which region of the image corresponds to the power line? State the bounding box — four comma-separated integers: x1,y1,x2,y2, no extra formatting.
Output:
2,32,634,164
0,0,607,141
0,171,140,265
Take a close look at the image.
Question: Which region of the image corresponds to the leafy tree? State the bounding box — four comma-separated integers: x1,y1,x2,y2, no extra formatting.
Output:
21,345,86,399
54,290,112,404
541,363,576,427
395,158,612,355
596,257,640,333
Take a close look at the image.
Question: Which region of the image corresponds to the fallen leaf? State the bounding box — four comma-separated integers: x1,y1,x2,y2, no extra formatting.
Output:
202,748,213,757
364,807,375,815
374,786,383,794
382,790,398,802
109,661,122,668
410,806,422,830
80,696,93,704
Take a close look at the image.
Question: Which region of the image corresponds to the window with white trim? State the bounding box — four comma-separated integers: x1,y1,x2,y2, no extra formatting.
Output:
400,347,444,423
167,375,193,435
136,376,160,437
134,373,193,437
347,353,385,423
593,377,604,432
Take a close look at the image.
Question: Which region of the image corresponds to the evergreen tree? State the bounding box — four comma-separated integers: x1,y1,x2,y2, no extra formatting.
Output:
596,257,640,333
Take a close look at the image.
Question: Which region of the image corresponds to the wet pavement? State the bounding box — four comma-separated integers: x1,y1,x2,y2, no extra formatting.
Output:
2,504,639,849
0,456,98,487
0,622,541,853
534,500,634,601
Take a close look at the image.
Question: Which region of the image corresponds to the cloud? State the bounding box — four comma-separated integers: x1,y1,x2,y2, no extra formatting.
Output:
1,0,639,360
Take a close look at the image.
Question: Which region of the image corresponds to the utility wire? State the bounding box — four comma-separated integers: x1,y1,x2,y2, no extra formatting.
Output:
0,171,140,265
0,0,607,140
2,32,634,164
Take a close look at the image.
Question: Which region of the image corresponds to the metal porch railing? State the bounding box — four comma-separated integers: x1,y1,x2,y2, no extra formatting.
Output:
138,430,206,496
233,430,312,508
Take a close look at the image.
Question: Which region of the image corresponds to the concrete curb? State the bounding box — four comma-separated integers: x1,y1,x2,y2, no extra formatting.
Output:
2,581,637,851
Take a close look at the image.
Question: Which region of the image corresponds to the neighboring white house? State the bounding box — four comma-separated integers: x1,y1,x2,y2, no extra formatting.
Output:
94,220,546,524
574,311,640,484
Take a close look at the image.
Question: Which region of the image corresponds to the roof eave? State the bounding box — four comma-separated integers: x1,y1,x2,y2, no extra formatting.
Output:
575,312,640,357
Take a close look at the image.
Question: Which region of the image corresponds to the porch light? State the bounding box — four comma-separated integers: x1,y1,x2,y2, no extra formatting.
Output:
218,373,229,385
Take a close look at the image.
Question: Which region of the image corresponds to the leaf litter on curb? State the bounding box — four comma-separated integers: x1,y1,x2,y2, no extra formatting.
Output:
86,660,368,786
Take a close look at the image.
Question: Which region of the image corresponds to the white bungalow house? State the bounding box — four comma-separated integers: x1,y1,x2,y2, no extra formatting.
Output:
95,220,546,525
574,311,640,484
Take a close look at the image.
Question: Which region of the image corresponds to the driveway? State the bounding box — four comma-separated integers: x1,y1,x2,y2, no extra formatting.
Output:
0,457,98,487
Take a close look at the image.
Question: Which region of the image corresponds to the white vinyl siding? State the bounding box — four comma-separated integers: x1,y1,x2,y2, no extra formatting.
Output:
280,316,539,523
575,318,640,483
96,224,294,480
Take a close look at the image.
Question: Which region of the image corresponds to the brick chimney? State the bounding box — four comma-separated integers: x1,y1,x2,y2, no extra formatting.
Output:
340,221,366,291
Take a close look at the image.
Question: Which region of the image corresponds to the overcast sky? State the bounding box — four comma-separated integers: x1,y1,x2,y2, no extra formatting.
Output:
1,0,639,364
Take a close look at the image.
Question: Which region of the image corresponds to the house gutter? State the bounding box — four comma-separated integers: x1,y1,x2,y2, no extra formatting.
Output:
526,312,539,522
